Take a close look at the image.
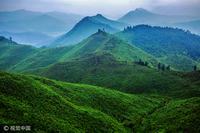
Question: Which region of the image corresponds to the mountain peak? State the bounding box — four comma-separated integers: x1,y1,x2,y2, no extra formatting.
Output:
95,14,104,17
93,14,107,20
134,8,147,12
131,8,152,14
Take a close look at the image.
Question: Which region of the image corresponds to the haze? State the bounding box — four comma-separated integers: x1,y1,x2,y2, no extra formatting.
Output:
0,0,200,18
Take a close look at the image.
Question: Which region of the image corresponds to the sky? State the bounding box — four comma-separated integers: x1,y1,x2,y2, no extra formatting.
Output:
0,0,200,18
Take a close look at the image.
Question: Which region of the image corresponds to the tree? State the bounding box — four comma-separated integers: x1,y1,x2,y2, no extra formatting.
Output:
166,65,170,71
98,29,102,33
9,37,12,42
194,65,197,71
161,64,165,71
144,61,148,66
158,63,161,70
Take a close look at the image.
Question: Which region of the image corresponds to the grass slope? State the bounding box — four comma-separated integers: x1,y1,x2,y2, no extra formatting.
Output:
0,30,158,72
0,71,164,132
0,37,37,70
37,53,200,99
58,30,157,65
1,71,200,132
140,97,200,132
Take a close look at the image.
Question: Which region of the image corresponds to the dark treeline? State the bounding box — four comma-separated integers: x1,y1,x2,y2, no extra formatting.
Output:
123,24,193,35
158,62,170,71
135,59,148,67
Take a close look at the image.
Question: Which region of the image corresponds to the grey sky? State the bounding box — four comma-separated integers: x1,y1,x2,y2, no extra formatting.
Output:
0,0,200,18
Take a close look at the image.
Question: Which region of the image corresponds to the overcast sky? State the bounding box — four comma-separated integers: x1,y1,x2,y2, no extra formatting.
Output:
0,0,200,18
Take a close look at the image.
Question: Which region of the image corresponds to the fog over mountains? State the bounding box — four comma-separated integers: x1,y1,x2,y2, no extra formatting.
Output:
0,8,199,46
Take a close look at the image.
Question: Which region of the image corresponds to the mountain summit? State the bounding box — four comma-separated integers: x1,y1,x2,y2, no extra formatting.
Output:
49,14,126,47
118,8,194,26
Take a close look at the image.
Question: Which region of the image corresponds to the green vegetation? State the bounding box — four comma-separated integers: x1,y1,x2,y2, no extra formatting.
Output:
36,53,200,99
140,97,200,132
0,30,157,72
117,25,200,71
0,26,200,132
0,36,37,70
1,71,199,132
0,71,163,132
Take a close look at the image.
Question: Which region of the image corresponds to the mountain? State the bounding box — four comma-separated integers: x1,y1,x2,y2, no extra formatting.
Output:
174,19,200,35
4,30,156,72
49,14,127,47
1,32,200,98
0,9,41,22
37,53,200,99
118,8,196,26
0,36,73,71
53,30,157,63
0,36,37,70
0,10,83,38
46,11,83,32
116,25,200,71
0,31,53,47
1,71,200,132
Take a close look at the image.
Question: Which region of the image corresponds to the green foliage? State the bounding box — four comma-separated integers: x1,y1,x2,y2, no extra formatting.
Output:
37,54,200,99
117,25,200,71
1,71,200,132
0,37,37,70
57,31,157,65
0,71,164,132
139,97,200,132
0,31,158,72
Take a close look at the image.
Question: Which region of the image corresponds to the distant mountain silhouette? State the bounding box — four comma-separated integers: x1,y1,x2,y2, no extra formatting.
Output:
0,9,82,36
118,8,196,26
49,14,127,47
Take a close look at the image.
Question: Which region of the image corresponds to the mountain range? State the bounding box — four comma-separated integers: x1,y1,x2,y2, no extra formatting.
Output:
0,9,83,35
116,25,200,71
49,14,127,47
0,10,83,46
0,8,200,132
118,8,197,26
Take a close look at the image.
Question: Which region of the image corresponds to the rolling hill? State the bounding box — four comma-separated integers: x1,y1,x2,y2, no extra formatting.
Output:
0,31,200,99
49,14,127,47
116,25,200,71
1,71,200,132
0,36,37,70
8,30,157,72
0,31,53,47
0,71,163,132
37,52,200,99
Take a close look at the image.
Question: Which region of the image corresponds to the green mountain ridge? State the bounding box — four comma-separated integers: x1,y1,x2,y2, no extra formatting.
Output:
116,25,200,71
36,53,200,99
0,30,158,72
